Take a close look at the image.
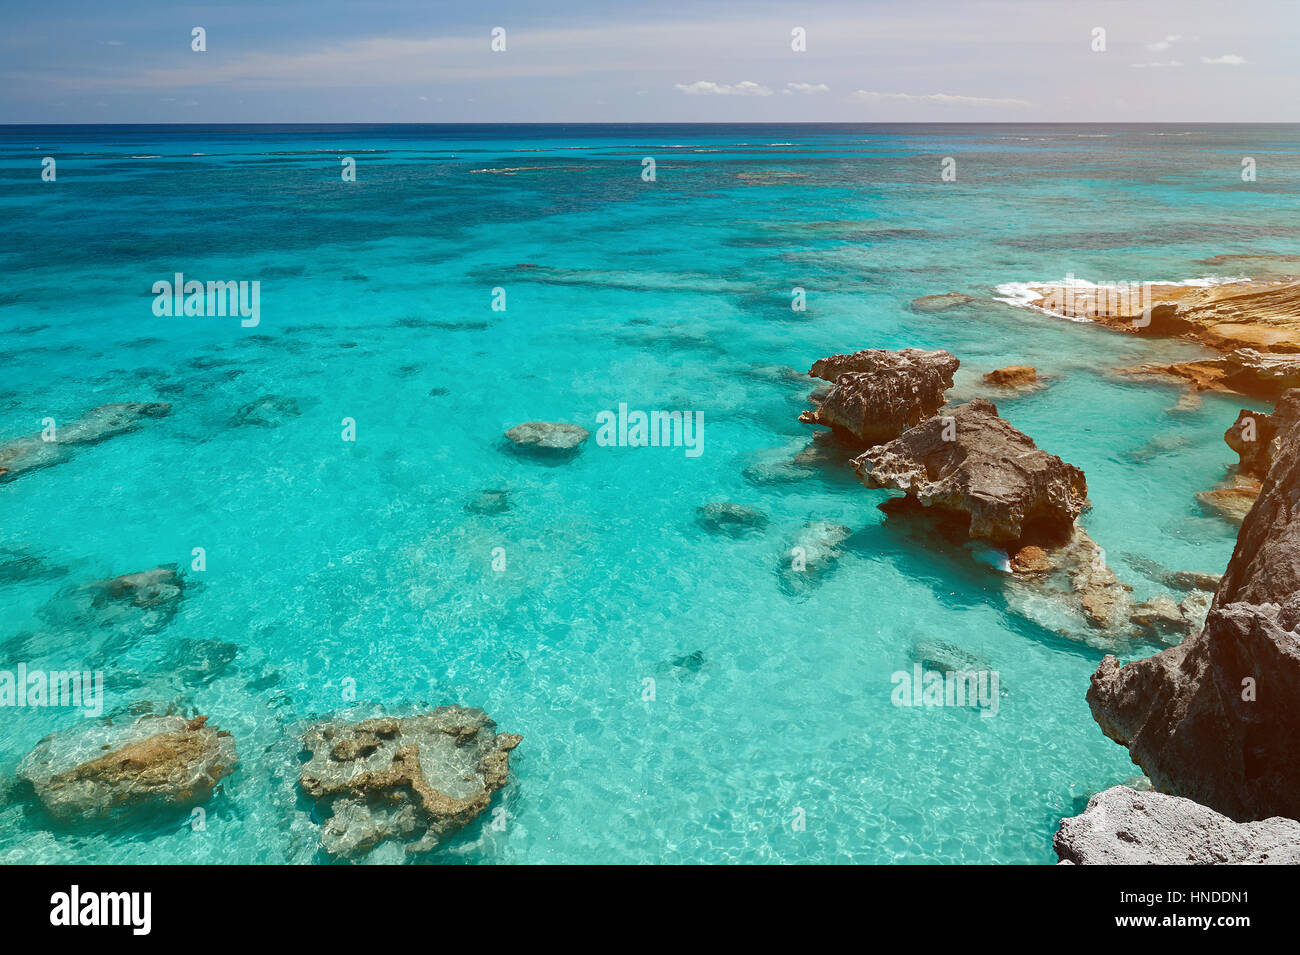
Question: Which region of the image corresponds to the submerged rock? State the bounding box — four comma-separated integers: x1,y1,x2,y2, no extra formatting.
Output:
909,292,974,312
90,565,185,611
1196,480,1261,526
0,402,171,482
1006,528,1132,636
1087,396,1300,820
853,398,1088,545
1061,529,1133,631
18,714,236,822
228,394,301,428
696,501,769,536
465,489,511,516
504,421,589,457
800,348,959,446
1054,786,1300,865
671,649,705,672
299,707,521,859
778,521,851,594
1129,596,1189,641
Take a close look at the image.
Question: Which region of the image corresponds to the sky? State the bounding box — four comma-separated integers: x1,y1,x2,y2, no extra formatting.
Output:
0,0,1294,123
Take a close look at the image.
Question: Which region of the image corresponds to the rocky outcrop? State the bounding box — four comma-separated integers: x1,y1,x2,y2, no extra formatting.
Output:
696,501,768,536
299,707,521,859
0,402,171,482
852,398,1088,545
1125,348,1300,402
1199,391,1300,526
504,421,589,457
799,348,959,447
18,715,236,821
1054,786,1300,864
1087,398,1300,820
1224,390,1300,477
909,292,973,312
1007,277,1300,399
983,366,1039,389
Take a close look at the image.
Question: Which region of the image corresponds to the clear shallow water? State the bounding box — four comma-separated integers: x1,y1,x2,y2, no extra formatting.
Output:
1,123,1297,864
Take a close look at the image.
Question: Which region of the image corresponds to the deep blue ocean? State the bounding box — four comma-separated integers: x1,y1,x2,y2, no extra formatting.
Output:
1,123,1298,863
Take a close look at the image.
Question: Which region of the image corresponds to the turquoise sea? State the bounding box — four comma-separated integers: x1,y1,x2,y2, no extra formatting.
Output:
1,123,1298,864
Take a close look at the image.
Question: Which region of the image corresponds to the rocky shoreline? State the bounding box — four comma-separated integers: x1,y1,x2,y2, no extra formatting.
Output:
998,278,1300,400
795,335,1300,863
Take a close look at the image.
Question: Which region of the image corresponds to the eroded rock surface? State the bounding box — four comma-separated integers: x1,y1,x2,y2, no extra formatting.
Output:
299,707,521,859
1087,399,1300,820
18,714,236,821
0,402,171,482
1055,786,1300,864
799,348,959,447
852,398,1088,545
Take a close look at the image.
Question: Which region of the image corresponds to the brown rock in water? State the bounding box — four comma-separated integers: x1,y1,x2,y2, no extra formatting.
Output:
852,398,1088,545
1061,528,1133,630
800,348,959,447
0,402,172,483
1197,480,1261,526
1010,545,1051,574
983,366,1039,388
1021,278,1300,348
909,292,974,312
1087,396,1300,820
299,707,521,859
1009,277,1300,399
18,715,237,821
1124,349,1300,402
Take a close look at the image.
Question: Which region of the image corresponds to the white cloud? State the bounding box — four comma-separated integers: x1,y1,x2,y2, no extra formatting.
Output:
1202,54,1246,65
675,80,772,96
1131,60,1183,68
1147,34,1183,51
850,90,1030,107
785,82,829,94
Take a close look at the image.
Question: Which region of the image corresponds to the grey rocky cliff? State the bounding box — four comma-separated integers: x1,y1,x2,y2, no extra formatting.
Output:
1054,785,1300,864
1087,392,1300,820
